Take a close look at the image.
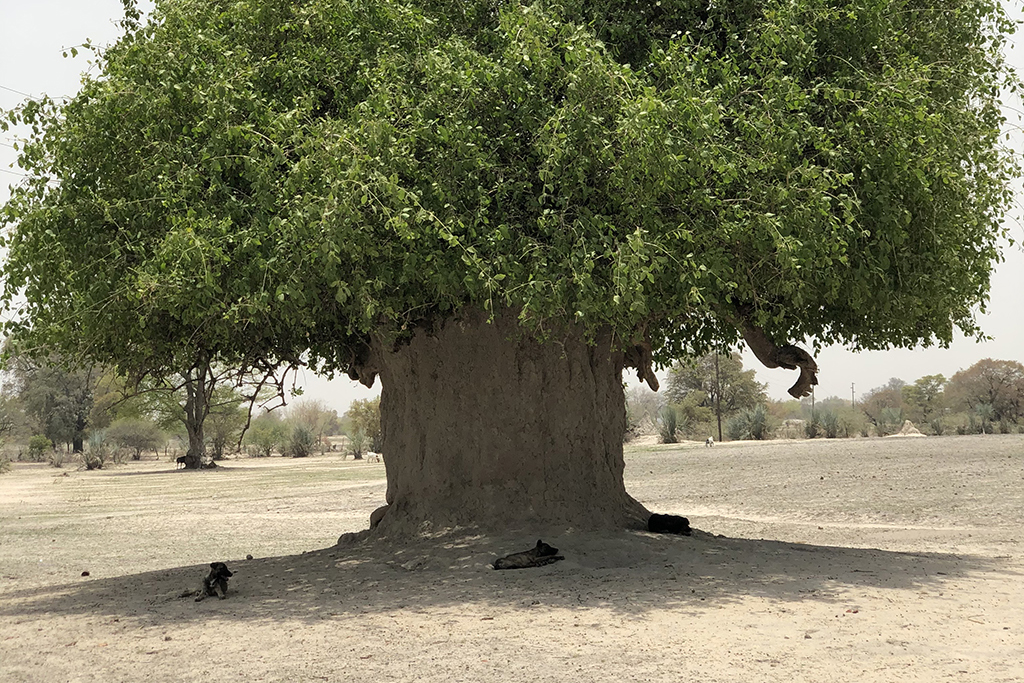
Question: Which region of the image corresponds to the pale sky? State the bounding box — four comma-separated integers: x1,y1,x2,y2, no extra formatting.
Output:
1,0,1021,413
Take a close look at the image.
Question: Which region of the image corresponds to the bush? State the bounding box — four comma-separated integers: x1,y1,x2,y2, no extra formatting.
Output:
286,424,316,458
0,456,11,474
727,404,776,441
28,435,52,462
819,409,841,438
107,418,163,460
804,413,821,439
244,416,286,457
83,431,108,470
774,419,806,440
658,406,678,444
875,406,905,436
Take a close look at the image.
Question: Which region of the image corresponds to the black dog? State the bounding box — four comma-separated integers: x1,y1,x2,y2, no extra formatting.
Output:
195,562,233,601
648,513,692,536
493,540,565,570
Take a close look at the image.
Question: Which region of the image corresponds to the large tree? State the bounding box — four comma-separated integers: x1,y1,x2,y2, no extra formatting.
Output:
7,356,97,453
1,0,1017,534
901,374,947,424
665,352,768,414
946,359,1024,425
860,377,907,435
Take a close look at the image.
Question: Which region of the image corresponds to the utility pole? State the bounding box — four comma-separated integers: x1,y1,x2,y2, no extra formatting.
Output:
851,383,856,407
714,353,723,442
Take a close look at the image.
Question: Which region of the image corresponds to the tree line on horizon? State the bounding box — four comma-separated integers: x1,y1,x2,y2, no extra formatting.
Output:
0,352,382,469
628,355,1024,443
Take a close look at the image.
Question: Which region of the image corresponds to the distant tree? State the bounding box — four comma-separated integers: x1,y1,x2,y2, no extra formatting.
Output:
244,411,288,457
901,374,947,425
767,399,803,422
946,359,1024,424
347,428,367,461
129,375,253,467
289,398,339,454
973,402,996,434
666,353,768,425
345,398,381,458
205,402,247,460
861,378,907,435
106,418,163,460
625,385,662,440
0,403,12,471
0,396,16,442
8,356,96,452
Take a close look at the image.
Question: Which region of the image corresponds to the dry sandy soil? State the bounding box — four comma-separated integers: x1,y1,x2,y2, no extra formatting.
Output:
1,435,1022,682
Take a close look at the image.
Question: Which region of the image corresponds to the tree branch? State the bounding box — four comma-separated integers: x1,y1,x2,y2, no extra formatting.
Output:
725,307,818,399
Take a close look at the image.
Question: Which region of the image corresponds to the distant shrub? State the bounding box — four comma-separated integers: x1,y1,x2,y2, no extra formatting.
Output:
658,406,678,444
804,413,821,439
28,435,52,462
244,417,286,457
820,409,841,438
107,419,163,460
875,407,904,436
728,404,776,441
0,456,10,474
774,419,805,440
681,419,716,442
83,432,108,470
286,425,316,458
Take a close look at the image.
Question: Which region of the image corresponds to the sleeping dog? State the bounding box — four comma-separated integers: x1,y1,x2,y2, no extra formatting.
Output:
195,562,233,601
648,513,692,536
493,540,564,570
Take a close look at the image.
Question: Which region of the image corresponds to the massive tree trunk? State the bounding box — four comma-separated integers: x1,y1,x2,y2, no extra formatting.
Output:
367,310,649,536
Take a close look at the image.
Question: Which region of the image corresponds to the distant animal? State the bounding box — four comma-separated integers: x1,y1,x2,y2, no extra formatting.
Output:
493,539,565,570
366,452,382,463
195,562,233,601
648,513,692,536
176,456,188,469
705,437,715,447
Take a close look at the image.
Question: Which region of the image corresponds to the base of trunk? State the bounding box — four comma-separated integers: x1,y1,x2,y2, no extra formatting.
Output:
369,310,648,536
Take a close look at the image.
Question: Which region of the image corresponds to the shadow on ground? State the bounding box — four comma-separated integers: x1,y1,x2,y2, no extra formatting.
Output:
1,529,1014,627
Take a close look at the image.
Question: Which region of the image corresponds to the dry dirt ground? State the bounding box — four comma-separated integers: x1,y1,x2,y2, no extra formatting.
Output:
1,435,1022,682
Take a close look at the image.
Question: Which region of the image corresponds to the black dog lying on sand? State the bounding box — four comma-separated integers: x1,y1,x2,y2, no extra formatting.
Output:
195,562,233,601
648,513,692,536
493,540,565,570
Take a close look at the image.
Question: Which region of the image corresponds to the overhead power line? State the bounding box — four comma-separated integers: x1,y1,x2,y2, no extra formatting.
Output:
0,84,39,100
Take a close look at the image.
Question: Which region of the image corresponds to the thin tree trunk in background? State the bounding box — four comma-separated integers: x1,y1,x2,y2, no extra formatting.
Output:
715,353,723,442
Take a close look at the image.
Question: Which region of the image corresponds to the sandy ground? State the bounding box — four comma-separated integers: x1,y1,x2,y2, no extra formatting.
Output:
1,434,1022,682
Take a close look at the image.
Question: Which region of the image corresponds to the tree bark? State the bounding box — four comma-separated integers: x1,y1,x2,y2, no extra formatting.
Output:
180,366,210,469
367,309,649,536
